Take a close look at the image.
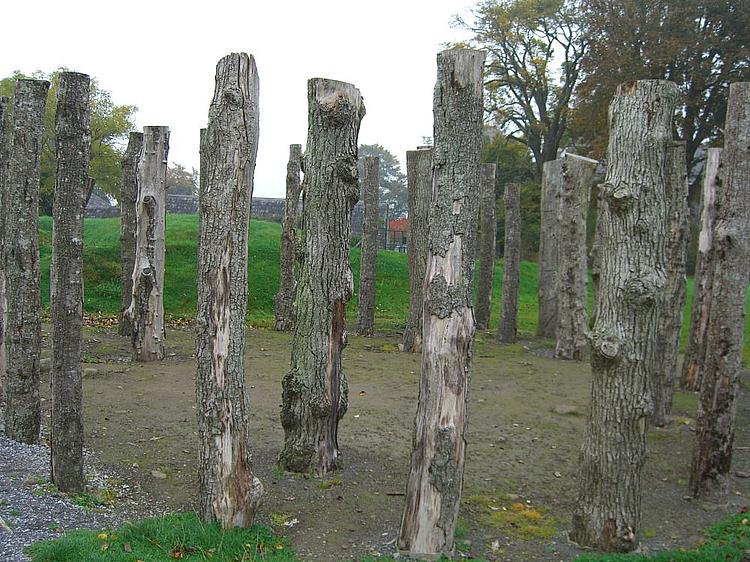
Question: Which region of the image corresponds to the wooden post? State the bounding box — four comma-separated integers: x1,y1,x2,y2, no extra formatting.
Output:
196,53,263,527
51,72,91,492
279,78,365,474
475,163,497,331
4,79,49,444
125,125,169,361
0,96,10,398
357,156,379,336
554,153,597,360
689,83,750,499
118,132,143,337
571,80,677,552
402,148,432,353
498,182,521,343
537,159,561,337
274,144,303,331
398,48,484,558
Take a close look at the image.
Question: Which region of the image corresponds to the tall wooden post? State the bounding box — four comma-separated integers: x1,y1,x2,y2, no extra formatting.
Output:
475,163,497,331
357,156,379,336
399,48,484,558
498,182,521,343
0,96,10,398
537,159,561,337
118,132,143,337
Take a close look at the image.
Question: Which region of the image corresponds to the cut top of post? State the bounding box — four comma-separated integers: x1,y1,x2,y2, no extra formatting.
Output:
309,78,365,114
436,48,486,94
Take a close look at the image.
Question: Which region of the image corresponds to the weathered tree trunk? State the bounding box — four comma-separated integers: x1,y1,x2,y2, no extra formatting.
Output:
118,132,143,337
125,125,168,361
398,48,484,558
0,96,10,399
279,78,365,475
402,148,432,353
681,148,722,391
196,53,263,528
555,154,597,360
537,159,561,337
50,72,91,492
689,83,750,499
356,156,379,336
498,182,521,343
274,144,303,331
4,79,49,444
571,80,677,552
652,141,689,427
475,163,497,331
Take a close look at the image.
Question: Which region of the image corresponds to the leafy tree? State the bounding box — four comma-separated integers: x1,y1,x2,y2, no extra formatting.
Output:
167,162,198,195
358,144,408,217
0,69,137,214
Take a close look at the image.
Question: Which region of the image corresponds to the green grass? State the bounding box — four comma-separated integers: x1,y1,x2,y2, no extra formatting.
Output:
26,512,295,561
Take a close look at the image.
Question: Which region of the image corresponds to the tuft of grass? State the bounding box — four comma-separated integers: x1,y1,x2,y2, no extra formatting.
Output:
466,494,557,540
318,478,342,490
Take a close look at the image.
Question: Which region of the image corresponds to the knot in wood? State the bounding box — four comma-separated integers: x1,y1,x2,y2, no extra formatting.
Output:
602,182,636,213
589,329,621,360
335,155,359,186
221,87,243,108
623,270,664,307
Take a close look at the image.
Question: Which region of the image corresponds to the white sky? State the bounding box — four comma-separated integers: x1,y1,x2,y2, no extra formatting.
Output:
1,0,474,198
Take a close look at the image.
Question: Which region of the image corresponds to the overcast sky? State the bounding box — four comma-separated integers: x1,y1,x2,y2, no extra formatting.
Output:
1,0,474,198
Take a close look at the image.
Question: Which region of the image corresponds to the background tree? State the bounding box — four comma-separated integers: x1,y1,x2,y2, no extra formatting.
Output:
166,162,198,195
358,143,407,217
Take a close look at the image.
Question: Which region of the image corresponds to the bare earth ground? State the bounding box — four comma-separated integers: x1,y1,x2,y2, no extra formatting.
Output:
30,323,750,561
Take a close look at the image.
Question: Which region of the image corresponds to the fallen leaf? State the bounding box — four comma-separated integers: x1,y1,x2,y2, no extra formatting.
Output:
97,533,108,540
100,542,109,551
124,543,132,553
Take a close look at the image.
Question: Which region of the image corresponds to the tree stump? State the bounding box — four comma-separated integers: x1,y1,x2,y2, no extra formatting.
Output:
398,48,484,558
537,159,561,337
279,78,365,475
571,80,677,552
4,79,49,444
0,96,10,398
118,132,143,337
475,163,497,331
196,53,263,527
356,156,379,336
402,147,432,353
51,72,91,492
689,83,750,499
274,144,303,331
498,182,521,343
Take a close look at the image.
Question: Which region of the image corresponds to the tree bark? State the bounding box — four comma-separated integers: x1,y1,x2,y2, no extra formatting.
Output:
498,182,521,343
554,153,597,360
279,78,365,475
196,53,263,528
571,80,677,553
475,163,497,331
537,159,561,337
653,141,690,427
274,144,303,331
398,48,484,558
681,148,722,391
402,148,432,353
118,132,143,337
0,96,10,399
125,126,168,361
50,72,91,492
4,79,49,444
689,83,750,499
356,156,379,336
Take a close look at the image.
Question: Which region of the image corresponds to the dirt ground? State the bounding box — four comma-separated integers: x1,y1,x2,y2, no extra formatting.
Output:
36,323,750,561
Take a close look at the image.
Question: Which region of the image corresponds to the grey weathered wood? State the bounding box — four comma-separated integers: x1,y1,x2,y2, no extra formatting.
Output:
125,125,169,361
118,132,143,337
4,79,49,444
196,53,263,528
398,48,484,558
402,148,432,353
274,144,303,331
498,182,521,343
571,80,677,552
554,153,597,360
51,72,91,492
653,141,689,426
356,156,379,336
681,148,722,391
0,96,10,398
537,159,561,337
279,78,365,475
475,163,497,331
689,83,750,499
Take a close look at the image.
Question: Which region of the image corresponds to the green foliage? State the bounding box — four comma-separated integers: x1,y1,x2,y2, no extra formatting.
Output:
167,162,198,196
358,143,408,217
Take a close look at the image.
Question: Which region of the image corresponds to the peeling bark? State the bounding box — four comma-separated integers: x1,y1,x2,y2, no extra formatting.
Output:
274,144,303,331
537,159,561,337
475,163,497,331
51,72,91,492
402,148,432,353
571,80,677,552
498,182,521,343
118,132,143,337
689,83,750,499
279,78,365,475
196,53,263,528
0,96,10,398
4,79,49,444
555,153,597,360
398,48,484,558
357,156,379,336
